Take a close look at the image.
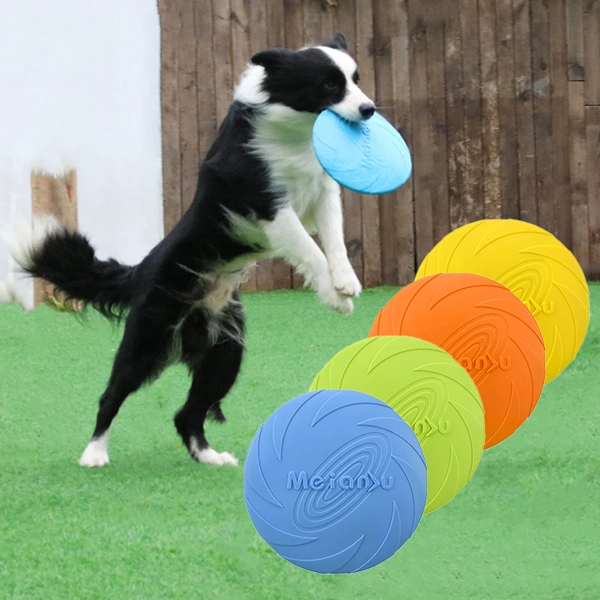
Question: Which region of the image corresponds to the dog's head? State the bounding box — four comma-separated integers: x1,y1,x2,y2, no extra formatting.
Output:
236,33,375,122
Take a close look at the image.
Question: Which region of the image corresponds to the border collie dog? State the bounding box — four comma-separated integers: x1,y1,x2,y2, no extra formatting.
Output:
5,33,375,468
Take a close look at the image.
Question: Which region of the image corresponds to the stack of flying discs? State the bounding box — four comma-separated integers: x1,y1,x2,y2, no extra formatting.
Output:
244,123,591,573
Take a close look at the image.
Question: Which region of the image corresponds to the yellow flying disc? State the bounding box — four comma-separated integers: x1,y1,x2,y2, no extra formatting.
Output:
416,219,589,382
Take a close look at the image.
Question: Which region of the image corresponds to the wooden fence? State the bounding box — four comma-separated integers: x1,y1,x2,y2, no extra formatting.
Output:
158,0,600,289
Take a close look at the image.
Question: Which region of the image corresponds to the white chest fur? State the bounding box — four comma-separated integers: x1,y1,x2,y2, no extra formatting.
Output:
251,107,339,232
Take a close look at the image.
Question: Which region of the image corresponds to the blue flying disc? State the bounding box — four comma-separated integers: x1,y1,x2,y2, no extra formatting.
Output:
244,389,427,574
312,110,412,195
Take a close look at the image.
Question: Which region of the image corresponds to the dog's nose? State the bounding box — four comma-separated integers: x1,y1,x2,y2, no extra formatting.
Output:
359,103,375,119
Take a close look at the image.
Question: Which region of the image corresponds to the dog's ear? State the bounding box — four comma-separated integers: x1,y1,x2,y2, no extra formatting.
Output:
321,32,348,52
251,48,290,71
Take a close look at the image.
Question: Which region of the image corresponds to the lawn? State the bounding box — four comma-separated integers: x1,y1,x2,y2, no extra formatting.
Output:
1,286,599,600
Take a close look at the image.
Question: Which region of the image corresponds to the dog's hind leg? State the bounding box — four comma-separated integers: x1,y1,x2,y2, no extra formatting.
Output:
174,306,244,467
79,310,171,467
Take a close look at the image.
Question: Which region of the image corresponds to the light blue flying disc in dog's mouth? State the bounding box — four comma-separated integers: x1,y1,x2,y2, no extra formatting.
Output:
312,110,412,195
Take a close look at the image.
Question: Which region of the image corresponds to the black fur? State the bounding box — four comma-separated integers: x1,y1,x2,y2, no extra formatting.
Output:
23,104,270,461
17,33,361,465
250,45,356,113
320,32,348,51
25,229,134,320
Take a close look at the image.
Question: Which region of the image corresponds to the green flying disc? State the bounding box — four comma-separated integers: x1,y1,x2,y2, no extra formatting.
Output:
309,336,485,513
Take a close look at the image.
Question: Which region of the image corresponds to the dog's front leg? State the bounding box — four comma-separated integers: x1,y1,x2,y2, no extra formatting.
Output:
315,185,362,298
263,205,353,314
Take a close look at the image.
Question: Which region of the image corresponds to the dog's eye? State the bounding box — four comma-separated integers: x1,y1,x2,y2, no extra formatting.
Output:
324,81,338,91
352,71,360,84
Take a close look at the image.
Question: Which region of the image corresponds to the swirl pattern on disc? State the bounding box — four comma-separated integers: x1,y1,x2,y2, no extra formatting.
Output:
244,389,426,574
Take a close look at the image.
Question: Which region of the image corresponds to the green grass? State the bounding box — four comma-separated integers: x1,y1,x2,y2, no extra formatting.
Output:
1,286,599,600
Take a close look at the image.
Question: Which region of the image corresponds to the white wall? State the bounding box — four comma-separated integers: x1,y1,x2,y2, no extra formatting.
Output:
0,0,163,308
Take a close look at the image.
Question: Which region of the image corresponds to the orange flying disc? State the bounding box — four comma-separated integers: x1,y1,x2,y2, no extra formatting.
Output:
369,273,546,448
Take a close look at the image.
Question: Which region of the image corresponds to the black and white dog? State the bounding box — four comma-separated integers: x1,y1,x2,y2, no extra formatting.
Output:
4,33,376,468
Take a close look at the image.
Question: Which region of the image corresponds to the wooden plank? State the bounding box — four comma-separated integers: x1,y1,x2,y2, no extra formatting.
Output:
330,5,341,64
356,0,381,287
283,0,307,289
158,0,182,235
569,81,588,264
271,258,293,290
460,0,485,223
372,0,395,284
427,20,450,243
549,0,571,247
410,7,434,266
239,265,258,293
320,2,336,42
229,0,258,293
587,107,600,268
584,4,600,105
266,1,291,289
267,0,285,48
445,11,466,231
336,0,364,286
178,0,199,215
566,0,585,81
570,82,588,208
31,169,78,306
341,188,364,290
303,0,323,46
250,0,276,291
495,0,519,220
479,0,501,219
373,0,414,284
513,0,538,224
34,170,78,229
213,0,233,128
195,0,217,164
572,204,590,273
530,0,555,235
336,0,356,44
391,0,415,284
230,0,251,87
284,0,305,49
231,0,257,293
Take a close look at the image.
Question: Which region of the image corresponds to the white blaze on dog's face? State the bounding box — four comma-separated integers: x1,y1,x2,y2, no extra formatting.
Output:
238,33,376,122
315,46,375,121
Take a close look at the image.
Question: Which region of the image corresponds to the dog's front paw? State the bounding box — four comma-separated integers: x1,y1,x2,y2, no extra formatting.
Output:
333,296,354,315
330,261,362,297
318,283,354,315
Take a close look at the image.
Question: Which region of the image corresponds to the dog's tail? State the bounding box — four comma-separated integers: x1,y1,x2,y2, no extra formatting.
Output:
7,215,135,320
